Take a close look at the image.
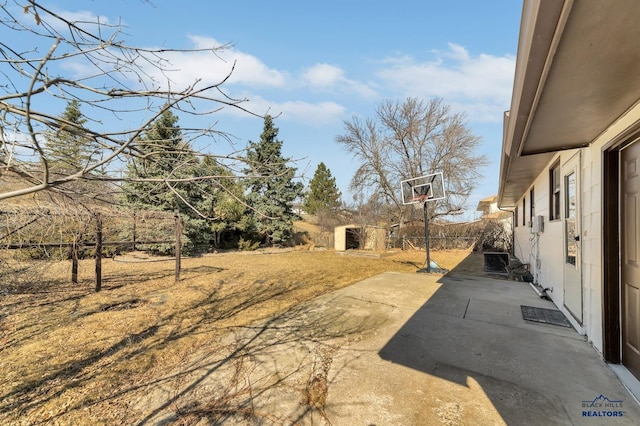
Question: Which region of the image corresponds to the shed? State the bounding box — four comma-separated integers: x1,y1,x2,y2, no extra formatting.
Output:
334,225,387,252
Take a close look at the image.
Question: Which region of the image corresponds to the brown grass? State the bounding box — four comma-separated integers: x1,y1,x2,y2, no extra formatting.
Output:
0,247,472,424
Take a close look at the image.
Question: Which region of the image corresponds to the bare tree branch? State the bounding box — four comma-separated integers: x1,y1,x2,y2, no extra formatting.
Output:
0,0,262,205
336,97,487,228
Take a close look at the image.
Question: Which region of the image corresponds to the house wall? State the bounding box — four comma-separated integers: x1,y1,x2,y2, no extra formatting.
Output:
513,149,594,340
581,101,640,353
581,144,603,352
512,151,573,331
511,103,640,356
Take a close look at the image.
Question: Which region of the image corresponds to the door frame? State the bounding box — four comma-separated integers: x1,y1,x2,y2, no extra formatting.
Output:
603,144,621,363
603,129,640,364
562,152,583,323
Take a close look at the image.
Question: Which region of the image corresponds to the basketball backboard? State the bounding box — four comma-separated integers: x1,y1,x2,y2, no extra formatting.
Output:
401,172,446,205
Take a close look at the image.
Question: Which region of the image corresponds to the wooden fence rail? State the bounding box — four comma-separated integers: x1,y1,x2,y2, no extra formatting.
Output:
1,240,175,249
1,213,183,290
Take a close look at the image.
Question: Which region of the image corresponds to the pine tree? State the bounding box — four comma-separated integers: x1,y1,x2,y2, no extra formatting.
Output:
43,100,113,201
122,107,209,254
197,156,246,249
303,162,342,215
244,115,303,245
123,108,191,208
46,100,95,175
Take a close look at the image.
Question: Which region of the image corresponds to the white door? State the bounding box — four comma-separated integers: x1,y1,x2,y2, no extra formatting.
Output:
563,153,582,323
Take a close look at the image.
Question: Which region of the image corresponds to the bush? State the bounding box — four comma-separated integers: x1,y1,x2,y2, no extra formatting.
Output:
475,219,512,252
238,237,260,251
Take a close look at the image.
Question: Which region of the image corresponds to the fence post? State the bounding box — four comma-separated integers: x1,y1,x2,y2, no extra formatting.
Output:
132,210,137,251
175,211,181,282
95,213,102,292
71,236,78,284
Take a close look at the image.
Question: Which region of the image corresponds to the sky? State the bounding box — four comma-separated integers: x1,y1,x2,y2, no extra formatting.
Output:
8,1,524,220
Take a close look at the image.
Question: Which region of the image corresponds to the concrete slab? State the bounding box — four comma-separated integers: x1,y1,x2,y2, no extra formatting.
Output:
322,271,640,424
139,271,640,425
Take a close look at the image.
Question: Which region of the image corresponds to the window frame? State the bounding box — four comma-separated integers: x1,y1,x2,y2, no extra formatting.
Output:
549,161,561,221
530,187,535,222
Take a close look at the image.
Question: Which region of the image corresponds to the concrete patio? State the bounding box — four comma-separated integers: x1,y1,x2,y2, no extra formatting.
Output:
317,270,640,424
142,266,640,425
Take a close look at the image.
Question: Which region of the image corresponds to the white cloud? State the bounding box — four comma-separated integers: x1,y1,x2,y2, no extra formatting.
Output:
57,34,286,90
301,63,378,100
377,43,515,122
131,35,287,90
42,9,115,35
445,43,471,62
222,95,346,126
135,39,377,104
53,26,349,128
56,10,112,26
59,33,290,98
302,63,345,87
276,100,346,125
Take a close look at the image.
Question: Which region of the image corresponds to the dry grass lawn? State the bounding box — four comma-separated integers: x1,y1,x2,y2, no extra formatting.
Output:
0,247,475,424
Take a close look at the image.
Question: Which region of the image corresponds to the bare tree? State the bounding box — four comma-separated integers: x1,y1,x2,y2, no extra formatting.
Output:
0,1,257,204
336,97,487,225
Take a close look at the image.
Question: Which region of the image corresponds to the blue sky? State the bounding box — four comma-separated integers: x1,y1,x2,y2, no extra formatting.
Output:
12,1,523,219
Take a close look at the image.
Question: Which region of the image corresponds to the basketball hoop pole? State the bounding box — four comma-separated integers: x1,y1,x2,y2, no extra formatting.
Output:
424,201,431,273
401,172,446,274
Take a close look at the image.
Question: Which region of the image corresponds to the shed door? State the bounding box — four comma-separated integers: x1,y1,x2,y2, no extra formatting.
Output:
563,153,582,323
621,141,640,380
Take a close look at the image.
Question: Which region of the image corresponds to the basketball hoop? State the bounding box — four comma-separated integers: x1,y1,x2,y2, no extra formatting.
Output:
400,172,445,206
409,194,431,209
399,172,447,274
408,194,432,203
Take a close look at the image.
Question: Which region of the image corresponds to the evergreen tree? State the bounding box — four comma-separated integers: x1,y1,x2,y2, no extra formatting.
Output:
303,162,342,215
244,115,303,245
46,100,95,174
197,156,246,249
123,108,190,208
122,108,209,254
44,100,113,201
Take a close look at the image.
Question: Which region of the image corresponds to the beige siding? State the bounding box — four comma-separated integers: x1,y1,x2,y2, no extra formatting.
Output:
581,145,602,351
511,102,640,355
512,152,574,320
334,225,347,251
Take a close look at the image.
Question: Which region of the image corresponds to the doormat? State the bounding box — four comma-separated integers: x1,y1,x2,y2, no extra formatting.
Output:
520,305,572,327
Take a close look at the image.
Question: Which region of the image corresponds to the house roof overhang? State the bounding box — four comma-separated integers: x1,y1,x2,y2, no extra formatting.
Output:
499,0,640,208
476,195,497,212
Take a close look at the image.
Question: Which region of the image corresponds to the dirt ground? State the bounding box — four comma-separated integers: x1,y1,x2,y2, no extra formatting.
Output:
0,248,486,425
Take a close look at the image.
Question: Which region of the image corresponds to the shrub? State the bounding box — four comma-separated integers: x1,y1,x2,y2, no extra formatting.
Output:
238,237,260,251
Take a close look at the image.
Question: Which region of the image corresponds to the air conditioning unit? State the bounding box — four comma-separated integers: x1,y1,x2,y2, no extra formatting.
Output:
530,215,544,234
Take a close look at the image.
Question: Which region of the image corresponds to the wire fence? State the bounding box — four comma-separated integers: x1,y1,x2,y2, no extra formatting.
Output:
400,236,477,251
1,209,175,250
0,207,180,290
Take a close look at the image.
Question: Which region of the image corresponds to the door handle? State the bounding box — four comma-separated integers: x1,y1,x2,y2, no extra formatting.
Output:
574,235,580,242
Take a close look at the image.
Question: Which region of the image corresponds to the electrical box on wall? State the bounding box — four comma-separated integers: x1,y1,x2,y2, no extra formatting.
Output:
530,215,544,233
